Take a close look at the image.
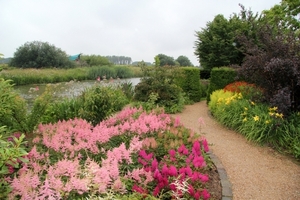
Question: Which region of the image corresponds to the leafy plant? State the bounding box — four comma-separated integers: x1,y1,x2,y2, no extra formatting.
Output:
134,65,185,113
0,126,28,199
236,23,300,115
0,78,28,134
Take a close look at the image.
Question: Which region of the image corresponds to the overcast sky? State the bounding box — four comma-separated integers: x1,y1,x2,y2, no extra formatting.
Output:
1,0,281,65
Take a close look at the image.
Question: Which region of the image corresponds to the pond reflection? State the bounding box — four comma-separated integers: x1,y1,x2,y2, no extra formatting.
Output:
14,77,140,108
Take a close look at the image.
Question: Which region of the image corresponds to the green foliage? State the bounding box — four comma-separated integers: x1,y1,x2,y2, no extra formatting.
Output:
175,55,193,67
206,67,237,103
79,85,129,125
114,66,134,78
194,14,246,70
87,66,116,80
262,0,300,33
209,89,300,159
10,41,74,68
155,54,176,66
0,79,27,133
0,127,28,199
81,54,112,66
154,56,160,67
0,67,136,86
176,67,201,102
134,66,185,113
25,85,54,133
41,97,82,124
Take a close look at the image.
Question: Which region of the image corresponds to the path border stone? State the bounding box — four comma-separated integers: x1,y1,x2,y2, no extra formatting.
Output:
208,152,233,200
207,110,233,199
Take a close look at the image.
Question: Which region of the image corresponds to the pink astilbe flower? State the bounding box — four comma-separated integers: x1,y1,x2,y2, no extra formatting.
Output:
38,178,61,200
174,116,181,127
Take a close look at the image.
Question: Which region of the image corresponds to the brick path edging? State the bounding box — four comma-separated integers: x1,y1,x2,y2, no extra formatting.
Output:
208,152,233,200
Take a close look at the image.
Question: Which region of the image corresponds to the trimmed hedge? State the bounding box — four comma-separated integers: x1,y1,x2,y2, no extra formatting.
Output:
176,67,202,102
206,67,237,103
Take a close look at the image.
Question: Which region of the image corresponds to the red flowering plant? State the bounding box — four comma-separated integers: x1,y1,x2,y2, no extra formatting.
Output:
224,81,264,101
131,139,211,199
6,107,213,199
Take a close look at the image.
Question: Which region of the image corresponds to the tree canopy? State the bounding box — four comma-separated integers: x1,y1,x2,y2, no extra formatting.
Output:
155,54,176,66
194,14,247,70
176,55,193,66
10,41,74,68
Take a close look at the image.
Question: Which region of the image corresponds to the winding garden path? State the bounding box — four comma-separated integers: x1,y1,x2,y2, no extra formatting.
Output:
171,101,300,200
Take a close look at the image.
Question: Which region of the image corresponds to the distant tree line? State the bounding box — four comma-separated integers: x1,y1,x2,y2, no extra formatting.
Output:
105,56,132,65
154,54,193,67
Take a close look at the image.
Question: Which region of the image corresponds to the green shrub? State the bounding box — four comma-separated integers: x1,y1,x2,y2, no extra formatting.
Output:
41,98,83,124
79,85,129,125
0,127,28,199
134,66,185,113
0,79,27,134
176,67,201,102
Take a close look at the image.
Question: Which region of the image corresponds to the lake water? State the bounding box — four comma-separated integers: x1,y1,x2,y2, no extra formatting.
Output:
14,77,141,107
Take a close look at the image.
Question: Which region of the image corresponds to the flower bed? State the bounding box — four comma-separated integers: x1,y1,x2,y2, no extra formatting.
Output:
6,107,215,199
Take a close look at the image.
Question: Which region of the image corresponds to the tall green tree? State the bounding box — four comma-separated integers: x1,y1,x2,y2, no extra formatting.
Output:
194,14,247,70
176,55,193,66
10,41,74,68
262,0,300,33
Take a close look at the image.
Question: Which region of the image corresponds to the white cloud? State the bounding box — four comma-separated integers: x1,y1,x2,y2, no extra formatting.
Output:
0,0,281,65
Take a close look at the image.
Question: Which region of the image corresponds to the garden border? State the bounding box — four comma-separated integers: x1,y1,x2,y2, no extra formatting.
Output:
208,152,233,200
206,109,233,199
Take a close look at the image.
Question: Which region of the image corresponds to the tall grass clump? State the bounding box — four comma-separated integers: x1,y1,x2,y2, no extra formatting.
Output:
0,68,90,85
87,66,117,80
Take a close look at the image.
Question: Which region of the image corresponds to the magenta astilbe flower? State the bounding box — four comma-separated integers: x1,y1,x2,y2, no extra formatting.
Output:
151,158,158,172
161,164,169,176
168,165,178,177
201,138,209,152
192,155,205,168
202,189,210,200
169,149,176,157
132,184,148,195
199,174,209,183
194,190,201,200
188,184,195,196
192,140,201,156
138,150,153,161
178,144,189,155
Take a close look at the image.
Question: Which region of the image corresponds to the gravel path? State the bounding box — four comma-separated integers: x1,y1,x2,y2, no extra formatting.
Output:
171,101,300,200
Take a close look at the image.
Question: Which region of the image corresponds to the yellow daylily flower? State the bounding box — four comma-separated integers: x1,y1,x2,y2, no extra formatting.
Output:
253,115,259,121
243,118,247,122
